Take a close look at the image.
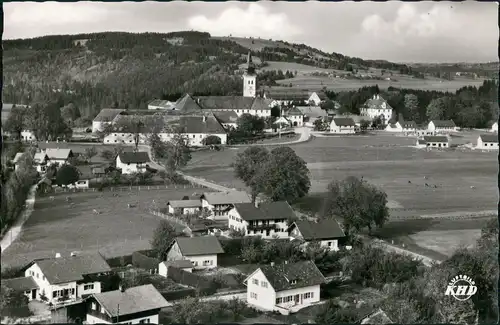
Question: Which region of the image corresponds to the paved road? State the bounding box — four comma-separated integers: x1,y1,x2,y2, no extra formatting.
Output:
1,185,37,253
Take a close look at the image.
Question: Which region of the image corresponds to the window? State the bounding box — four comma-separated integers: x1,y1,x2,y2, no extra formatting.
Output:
84,284,94,291
250,292,258,299
53,291,58,298
252,278,259,285
290,280,297,285
303,292,312,299
327,242,332,247
276,297,283,304
261,281,268,288
91,302,96,310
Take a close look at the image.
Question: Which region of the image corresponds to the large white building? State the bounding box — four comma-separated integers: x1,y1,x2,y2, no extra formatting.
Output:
200,191,252,219
329,117,356,134
92,109,126,133
360,94,393,125
385,121,417,133
427,120,458,133
86,285,169,324
115,152,150,174
245,260,325,315
23,253,111,305
476,134,498,150
165,236,225,270
227,201,296,239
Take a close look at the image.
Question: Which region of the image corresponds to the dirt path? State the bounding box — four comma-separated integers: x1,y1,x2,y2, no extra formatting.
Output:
0,185,37,253
370,237,439,267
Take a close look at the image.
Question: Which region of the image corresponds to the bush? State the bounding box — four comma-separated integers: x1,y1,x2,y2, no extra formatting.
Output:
167,266,219,295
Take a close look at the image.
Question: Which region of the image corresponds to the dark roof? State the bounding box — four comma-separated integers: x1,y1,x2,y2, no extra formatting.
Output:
285,107,303,116
479,134,498,143
250,97,274,111
176,115,227,134
423,135,448,143
34,254,111,284
173,236,224,256
117,152,150,164
257,261,325,291
363,95,393,111
2,276,38,292
296,106,328,118
430,120,456,127
332,117,356,126
290,219,345,240
161,260,193,268
93,109,126,122
213,111,239,124
234,201,296,221
196,96,255,111
174,94,203,114
93,284,169,317
167,200,202,209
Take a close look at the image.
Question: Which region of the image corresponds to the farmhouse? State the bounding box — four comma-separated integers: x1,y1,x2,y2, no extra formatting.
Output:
283,107,304,127
158,260,193,278
427,120,458,133
23,253,111,304
296,106,327,127
148,99,175,110
176,115,228,146
329,117,356,134
385,121,417,133
200,190,252,219
92,108,126,133
167,200,202,215
491,121,498,133
116,152,150,174
476,134,498,150
165,236,225,270
244,260,325,314
360,94,393,125
2,276,39,302
417,136,449,149
43,148,74,165
86,285,169,324
227,201,296,239
288,219,345,251
213,111,239,130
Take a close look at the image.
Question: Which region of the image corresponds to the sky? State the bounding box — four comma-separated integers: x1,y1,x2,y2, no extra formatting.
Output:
3,1,498,63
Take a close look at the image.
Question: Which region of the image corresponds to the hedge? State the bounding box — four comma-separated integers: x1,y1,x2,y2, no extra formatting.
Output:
161,288,197,301
167,266,219,296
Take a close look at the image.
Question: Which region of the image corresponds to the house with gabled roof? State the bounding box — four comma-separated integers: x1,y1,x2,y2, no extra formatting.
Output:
200,190,252,219
385,121,417,133
116,152,150,174
360,94,393,125
43,148,74,165
329,117,356,134
148,99,176,110
283,107,304,127
167,200,202,215
2,276,40,301
196,96,256,117
427,120,458,133
213,111,239,130
288,219,345,251
165,236,225,269
86,284,169,324
227,201,296,239
24,252,111,304
244,260,325,314
92,108,126,133
416,136,449,149
476,134,498,150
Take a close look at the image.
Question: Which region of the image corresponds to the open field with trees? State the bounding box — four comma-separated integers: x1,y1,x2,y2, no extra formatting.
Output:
0,188,211,269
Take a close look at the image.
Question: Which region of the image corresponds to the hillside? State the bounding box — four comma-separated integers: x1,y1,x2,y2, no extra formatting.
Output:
2,31,496,120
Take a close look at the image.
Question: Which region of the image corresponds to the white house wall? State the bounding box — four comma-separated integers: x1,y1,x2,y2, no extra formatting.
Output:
166,242,218,269
275,285,321,310
227,208,289,239
86,313,159,324
116,156,144,175
477,138,499,150
246,269,276,311
329,122,355,134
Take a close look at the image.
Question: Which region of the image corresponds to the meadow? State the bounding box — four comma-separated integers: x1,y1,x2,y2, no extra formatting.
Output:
1,188,212,269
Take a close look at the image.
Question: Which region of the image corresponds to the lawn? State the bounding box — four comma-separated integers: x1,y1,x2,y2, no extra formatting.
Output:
184,134,498,219
1,188,212,270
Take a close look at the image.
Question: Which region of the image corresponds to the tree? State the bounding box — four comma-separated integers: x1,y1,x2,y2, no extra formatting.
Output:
322,176,389,235
202,135,222,146
270,106,281,118
316,300,359,324
148,133,169,159
163,132,191,174
236,114,265,136
84,146,98,163
100,149,115,161
60,103,80,126
56,165,80,186
320,99,337,111
313,119,328,131
3,106,26,139
150,220,181,260
259,147,310,203
0,282,29,317
426,97,448,121
360,119,370,131
233,147,270,202
404,94,420,122
24,102,72,141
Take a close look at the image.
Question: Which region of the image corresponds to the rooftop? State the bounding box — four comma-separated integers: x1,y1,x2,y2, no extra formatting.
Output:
201,191,251,205
332,117,356,126
118,152,150,164
233,201,296,221
44,148,73,160
93,108,126,122
167,200,202,209
290,219,345,240
256,260,325,292
2,276,38,292
430,120,456,128
423,135,449,143
173,236,225,256
479,134,498,143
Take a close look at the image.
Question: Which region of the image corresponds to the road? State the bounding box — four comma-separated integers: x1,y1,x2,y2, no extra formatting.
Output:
0,185,37,253
229,127,312,147
369,237,439,267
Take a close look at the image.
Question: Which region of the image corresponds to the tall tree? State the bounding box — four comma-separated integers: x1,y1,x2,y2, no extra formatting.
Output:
233,147,270,202
150,220,181,260
3,106,26,140
84,146,98,163
163,131,191,174
404,94,420,122
56,165,80,186
258,146,310,203
322,176,389,234
426,97,448,121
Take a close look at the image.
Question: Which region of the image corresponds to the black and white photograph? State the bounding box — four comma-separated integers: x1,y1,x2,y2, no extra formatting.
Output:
0,1,498,324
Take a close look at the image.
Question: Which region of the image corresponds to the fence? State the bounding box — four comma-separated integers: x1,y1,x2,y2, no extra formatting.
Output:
167,266,219,296
149,210,190,229
50,183,208,193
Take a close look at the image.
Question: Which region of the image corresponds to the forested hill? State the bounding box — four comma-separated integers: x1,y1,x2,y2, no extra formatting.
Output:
3,31,414,119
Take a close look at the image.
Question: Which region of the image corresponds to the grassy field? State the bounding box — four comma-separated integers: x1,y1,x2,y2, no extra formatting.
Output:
275,75,486,92
1,188,211,269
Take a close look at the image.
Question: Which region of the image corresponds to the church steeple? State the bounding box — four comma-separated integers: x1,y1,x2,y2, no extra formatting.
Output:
246,51,256,75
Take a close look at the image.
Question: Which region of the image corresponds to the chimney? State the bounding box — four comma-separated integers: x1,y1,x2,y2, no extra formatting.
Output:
55,253,61,258
270,262,275,266
70,251,77,257
119,285,125,292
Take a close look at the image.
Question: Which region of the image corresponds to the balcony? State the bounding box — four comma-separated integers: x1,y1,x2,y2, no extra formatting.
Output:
247,223,277,231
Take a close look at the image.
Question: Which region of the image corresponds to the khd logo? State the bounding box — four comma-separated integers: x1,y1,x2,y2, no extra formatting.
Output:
445,275,477,301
